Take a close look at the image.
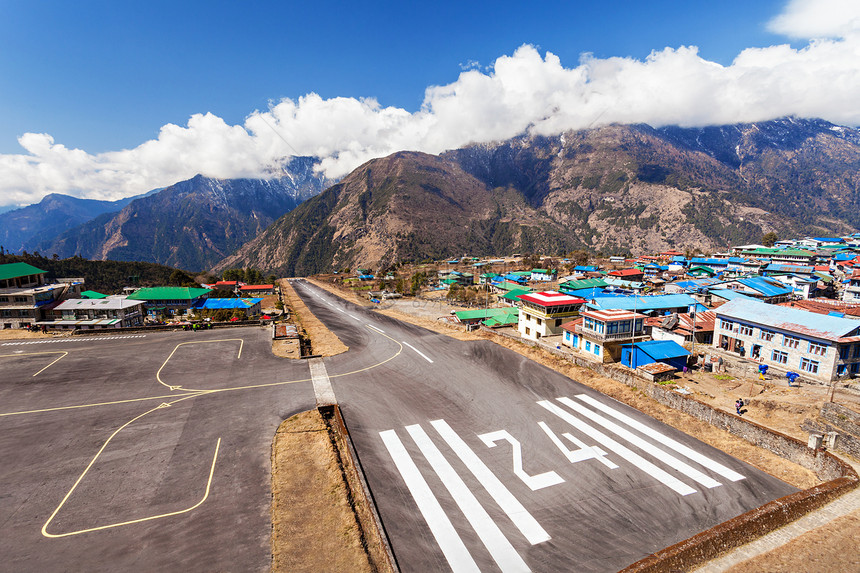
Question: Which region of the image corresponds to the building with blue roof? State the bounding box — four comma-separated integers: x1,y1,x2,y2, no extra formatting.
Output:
708,289,758,305
585,294,697,315
621,340,690,370
192,297,263,316
718,276,793,303
713,298,860,383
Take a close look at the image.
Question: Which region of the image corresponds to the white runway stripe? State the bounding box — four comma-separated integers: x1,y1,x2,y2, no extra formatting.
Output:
537,400,697,496
403,341,434,363
379,430,480,573
406,424,531,573
556,397,722,489
431,419,551,545
574,394,746,482
2,335,146,345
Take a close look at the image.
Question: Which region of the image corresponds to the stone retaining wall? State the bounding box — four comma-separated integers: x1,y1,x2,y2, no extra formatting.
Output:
801,402,860,460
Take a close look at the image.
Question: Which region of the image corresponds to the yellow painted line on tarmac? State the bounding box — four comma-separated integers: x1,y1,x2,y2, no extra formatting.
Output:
156,338,245,391
0,392,206,419
4,327,401,417
42,392,215,538
0,350,69,377
200,325,404,396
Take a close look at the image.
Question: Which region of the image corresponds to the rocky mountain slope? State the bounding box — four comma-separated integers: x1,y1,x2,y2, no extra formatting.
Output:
0,192,152,254
217,119,860,276
39,156,331,270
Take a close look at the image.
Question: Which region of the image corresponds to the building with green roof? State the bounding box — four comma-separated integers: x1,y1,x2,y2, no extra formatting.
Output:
0,262,47,289
79,290,108,299
453,307,519,327
127,287,211,316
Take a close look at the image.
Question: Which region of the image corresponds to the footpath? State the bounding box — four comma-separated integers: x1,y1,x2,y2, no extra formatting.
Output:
694,457,860,571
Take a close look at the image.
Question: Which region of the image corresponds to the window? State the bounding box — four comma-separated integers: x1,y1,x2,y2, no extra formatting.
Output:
852,363,860,374
585,341,591,352
799,357,819,374
838,364,848,376
720,319,734,330
772,350,788,364
783,336,800,349
594,344,601,356
738,325,753,336
525,327,530,336
809,342,828,356
854,344,860,359
760,330,775,341
840,346,850,360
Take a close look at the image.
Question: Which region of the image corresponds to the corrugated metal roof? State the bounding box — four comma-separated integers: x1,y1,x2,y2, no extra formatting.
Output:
455,307,518,321
193,298,262,309
716,298,860,341
519,291,586,307
764,264,814,274
737,276,793,297
55,298,142,310
559,278,608,291
586,294,696,312
625,340,690,359
0,262,47,281
128,287,211,301
709,288,757,302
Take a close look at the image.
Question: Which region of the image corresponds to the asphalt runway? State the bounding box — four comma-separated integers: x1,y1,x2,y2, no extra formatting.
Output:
290,280,798,573
0,328,315,572
0,281,797,572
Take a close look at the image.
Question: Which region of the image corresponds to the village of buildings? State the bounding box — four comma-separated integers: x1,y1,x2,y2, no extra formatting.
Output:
357,235,860,389
4,234,860,390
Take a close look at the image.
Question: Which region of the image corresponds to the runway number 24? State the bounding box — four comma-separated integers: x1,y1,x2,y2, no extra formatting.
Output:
477,425,617,491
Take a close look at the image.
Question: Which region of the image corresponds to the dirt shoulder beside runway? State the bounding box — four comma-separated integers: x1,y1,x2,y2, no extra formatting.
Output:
271,409,373,573
280,279,348,357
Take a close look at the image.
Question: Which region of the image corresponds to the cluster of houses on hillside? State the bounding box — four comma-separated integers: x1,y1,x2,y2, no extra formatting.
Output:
446,236,860,386
0,262,276,331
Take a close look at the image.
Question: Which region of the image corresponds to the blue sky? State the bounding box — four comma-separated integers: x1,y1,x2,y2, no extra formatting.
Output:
1,0,787,154
1,0,858,207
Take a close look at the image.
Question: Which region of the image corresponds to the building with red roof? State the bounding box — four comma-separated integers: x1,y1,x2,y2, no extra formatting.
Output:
608,268,645,281
517,291,586,341
239,284,275,294
561,309,648,363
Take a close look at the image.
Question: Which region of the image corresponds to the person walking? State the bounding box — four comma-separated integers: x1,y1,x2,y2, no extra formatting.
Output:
735,398,744,416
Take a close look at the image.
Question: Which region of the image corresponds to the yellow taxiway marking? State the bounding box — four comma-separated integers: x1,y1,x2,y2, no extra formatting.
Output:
41,393,219,538
156,338,245,391
188,325,404,396
0,350,68,377
3,326,404,418
0,392,205,419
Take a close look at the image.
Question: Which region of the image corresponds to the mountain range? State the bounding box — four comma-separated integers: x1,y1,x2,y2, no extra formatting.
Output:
216,118,860,275
4,118,858,276
0,191,155,255
31,156,331,270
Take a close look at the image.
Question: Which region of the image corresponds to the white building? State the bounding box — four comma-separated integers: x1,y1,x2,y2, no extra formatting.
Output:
45,297,145,329
713,298,860,383
517,291,585,341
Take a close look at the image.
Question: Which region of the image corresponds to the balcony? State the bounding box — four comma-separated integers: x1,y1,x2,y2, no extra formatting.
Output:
575,323,647,342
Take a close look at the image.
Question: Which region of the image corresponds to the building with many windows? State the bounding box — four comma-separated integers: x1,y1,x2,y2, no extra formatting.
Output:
43,297,145,329
713,298,860,383
517,291,585,341
561,308,648,363
0,262,81,329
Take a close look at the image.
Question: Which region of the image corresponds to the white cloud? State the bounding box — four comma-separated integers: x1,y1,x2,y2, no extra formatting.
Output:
2,1,860,207
767,0,860,39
